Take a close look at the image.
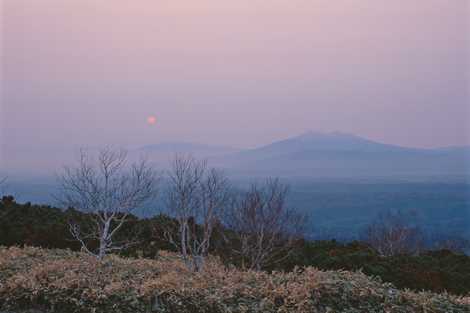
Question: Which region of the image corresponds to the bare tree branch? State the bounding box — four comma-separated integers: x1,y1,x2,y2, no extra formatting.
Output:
225,178,306,270
0,177,11,221
0,176,7,196
56,147,160,260
164,155,230,271
363,209,423,257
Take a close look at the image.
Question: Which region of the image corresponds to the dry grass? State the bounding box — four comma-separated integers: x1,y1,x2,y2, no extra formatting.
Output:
0,246,469,313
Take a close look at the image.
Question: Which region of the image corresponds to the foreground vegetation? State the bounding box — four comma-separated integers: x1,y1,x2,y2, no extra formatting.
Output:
1,246,469,313
2,197,470,296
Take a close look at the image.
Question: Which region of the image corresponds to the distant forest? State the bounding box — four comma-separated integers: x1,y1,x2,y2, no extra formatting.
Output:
5,178,470,243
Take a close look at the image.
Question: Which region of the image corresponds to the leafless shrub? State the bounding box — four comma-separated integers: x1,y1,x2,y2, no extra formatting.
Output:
364,209,423,257
225,178,306,270
57,148,160,260
0,178,11,221
165,155,230,271
0,176,7,195
432,234,470,254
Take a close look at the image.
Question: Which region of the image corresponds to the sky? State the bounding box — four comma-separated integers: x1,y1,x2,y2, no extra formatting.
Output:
1,0,469,172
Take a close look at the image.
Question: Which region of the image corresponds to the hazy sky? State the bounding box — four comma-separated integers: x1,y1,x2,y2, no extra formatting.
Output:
1,0,469,171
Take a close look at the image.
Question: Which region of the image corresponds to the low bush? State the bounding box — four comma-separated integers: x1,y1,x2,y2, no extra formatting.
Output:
0,247,469,313
292,241,470,295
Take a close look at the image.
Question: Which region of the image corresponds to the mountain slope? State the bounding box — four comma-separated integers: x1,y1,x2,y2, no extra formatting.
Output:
220,132,470,179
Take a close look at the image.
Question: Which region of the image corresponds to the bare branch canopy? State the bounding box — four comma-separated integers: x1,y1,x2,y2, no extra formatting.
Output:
57,148,160,259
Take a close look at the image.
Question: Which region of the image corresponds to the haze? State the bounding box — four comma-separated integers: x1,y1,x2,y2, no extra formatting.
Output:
1,0,469,173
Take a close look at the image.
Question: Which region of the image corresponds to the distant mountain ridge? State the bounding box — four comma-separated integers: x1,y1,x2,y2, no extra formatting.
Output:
136,142,238,166
218,131,470,179
140,142,237,154
138,132,469,179
236,131,416,156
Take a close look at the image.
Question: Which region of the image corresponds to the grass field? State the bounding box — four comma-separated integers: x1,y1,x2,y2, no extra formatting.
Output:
0,247,469,313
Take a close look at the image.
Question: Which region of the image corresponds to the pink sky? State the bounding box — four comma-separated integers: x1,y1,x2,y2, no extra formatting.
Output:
1,0,469,171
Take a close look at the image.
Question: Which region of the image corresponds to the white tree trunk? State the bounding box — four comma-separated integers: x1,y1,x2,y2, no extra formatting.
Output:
98,219,111,260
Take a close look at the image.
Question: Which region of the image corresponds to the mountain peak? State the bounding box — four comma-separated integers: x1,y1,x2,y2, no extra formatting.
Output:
250,131,403,155
295,131,360,142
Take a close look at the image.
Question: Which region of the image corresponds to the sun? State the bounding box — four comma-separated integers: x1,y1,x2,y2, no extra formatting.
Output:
147,115,157,125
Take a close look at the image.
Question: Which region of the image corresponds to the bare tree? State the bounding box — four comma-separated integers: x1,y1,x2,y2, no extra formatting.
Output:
57,148,160,260
0,177,10,221
225,178,306,270
430,232,470,254
0,176,7,195
364,209,423,257
165,155,230,271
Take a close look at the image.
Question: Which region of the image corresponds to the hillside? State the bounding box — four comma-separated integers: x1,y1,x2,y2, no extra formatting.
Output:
218,132,470,179
0,247,469,313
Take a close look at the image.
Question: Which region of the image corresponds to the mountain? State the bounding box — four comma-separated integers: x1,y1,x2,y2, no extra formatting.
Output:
137,142,238,166
219,131,470,179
